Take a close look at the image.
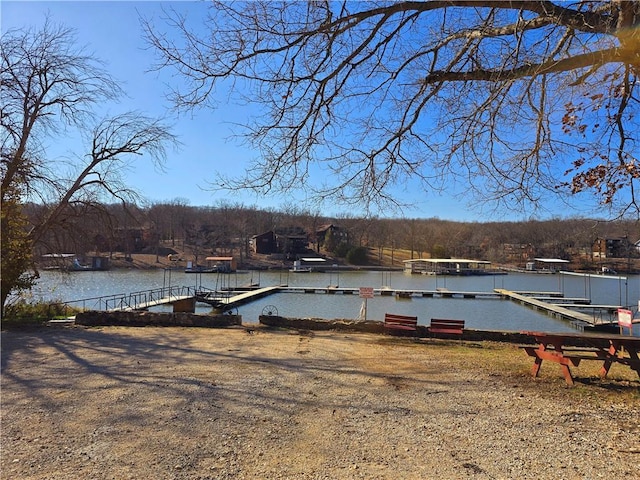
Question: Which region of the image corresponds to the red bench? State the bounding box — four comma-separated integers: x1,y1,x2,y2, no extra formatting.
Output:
429,318,465,335
384,313,418,334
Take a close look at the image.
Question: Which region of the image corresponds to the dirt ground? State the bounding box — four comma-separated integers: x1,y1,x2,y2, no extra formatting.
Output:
2,326,639,479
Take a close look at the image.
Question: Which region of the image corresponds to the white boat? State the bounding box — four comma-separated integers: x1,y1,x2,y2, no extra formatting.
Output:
290,266,312,273
290,260,312,272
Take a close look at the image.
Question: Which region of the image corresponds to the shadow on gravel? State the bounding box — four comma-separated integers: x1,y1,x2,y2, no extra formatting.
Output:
1,326,466,421
574,376,640,391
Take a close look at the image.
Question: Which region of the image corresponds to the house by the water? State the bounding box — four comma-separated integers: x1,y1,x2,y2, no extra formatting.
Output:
403,258,496,275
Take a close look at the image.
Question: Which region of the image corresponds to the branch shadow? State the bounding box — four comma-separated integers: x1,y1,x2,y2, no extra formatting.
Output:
2,326,465,430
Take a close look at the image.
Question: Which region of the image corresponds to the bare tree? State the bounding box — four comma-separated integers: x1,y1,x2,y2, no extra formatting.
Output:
1,19,177,313
26,113,177,246
145,1,639,215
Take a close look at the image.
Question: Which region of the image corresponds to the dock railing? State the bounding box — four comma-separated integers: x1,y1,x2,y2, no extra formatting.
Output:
54,285,199,313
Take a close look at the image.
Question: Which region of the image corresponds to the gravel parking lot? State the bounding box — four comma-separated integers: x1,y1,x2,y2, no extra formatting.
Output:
2,326,639,479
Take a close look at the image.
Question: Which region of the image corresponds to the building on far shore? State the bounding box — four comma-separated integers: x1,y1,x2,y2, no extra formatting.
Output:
593,237,634,259
252,231,277,254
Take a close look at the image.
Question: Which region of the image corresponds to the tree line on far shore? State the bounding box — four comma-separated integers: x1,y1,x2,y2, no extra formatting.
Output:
26,200,640,269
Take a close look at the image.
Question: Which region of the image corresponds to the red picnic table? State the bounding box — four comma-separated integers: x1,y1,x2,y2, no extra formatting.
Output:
520,331,640,386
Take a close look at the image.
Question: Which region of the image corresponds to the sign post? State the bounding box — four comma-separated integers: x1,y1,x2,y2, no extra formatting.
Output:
359,287,374,321
617,308,633,335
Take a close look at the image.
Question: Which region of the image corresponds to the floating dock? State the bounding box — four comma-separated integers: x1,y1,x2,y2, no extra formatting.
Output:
68,284,632,332
494,289,620,330
197,286,281,310
194,285,504,311
277,286,502,299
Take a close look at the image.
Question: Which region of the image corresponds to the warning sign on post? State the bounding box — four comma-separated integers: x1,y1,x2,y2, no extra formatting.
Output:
617,308,633,328
359,287,374,299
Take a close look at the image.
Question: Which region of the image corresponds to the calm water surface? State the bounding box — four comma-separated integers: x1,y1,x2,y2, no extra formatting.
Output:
33,269,640,334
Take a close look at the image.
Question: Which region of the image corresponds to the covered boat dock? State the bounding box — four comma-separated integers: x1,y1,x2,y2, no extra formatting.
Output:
403,258,496,275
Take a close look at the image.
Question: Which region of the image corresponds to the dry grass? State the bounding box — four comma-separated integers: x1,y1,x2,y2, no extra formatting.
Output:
376,336,640,402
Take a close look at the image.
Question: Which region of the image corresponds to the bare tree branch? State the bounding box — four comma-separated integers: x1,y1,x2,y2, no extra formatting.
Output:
145,0,639,215
1,18,178,311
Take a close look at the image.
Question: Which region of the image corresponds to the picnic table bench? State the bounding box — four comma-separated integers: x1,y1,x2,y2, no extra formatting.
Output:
384,313,418,334
429,318,465,336
520,331,640,386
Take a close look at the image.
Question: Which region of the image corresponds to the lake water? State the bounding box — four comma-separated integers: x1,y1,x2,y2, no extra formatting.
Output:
32,269,640,334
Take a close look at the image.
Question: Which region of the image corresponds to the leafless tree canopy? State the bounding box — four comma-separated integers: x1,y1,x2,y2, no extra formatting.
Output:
2,20,120,199
1,19,178,309
145,0,639,216
1,19,178,243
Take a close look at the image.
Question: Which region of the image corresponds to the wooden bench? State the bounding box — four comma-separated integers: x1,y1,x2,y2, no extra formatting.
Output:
384,313,418,334
429,318,465,335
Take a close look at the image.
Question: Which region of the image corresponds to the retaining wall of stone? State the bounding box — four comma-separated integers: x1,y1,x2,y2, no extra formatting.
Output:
258,315,531,343
75,310,241,328
73,311,532,343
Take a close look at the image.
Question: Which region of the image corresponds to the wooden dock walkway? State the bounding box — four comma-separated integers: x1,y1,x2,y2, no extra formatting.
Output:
198,286,281,310
550,304,622,311
195,285,503,310
494,289,617,329
204,286,621,330
194,286,629,330
531,296,591,304
278,286,502,299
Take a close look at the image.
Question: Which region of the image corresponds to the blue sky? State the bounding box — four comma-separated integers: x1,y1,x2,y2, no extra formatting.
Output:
2,1,606,221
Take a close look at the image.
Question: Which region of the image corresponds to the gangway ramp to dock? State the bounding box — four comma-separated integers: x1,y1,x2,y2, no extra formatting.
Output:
123,294,194,311
52,286,200,314
107,286,198,312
